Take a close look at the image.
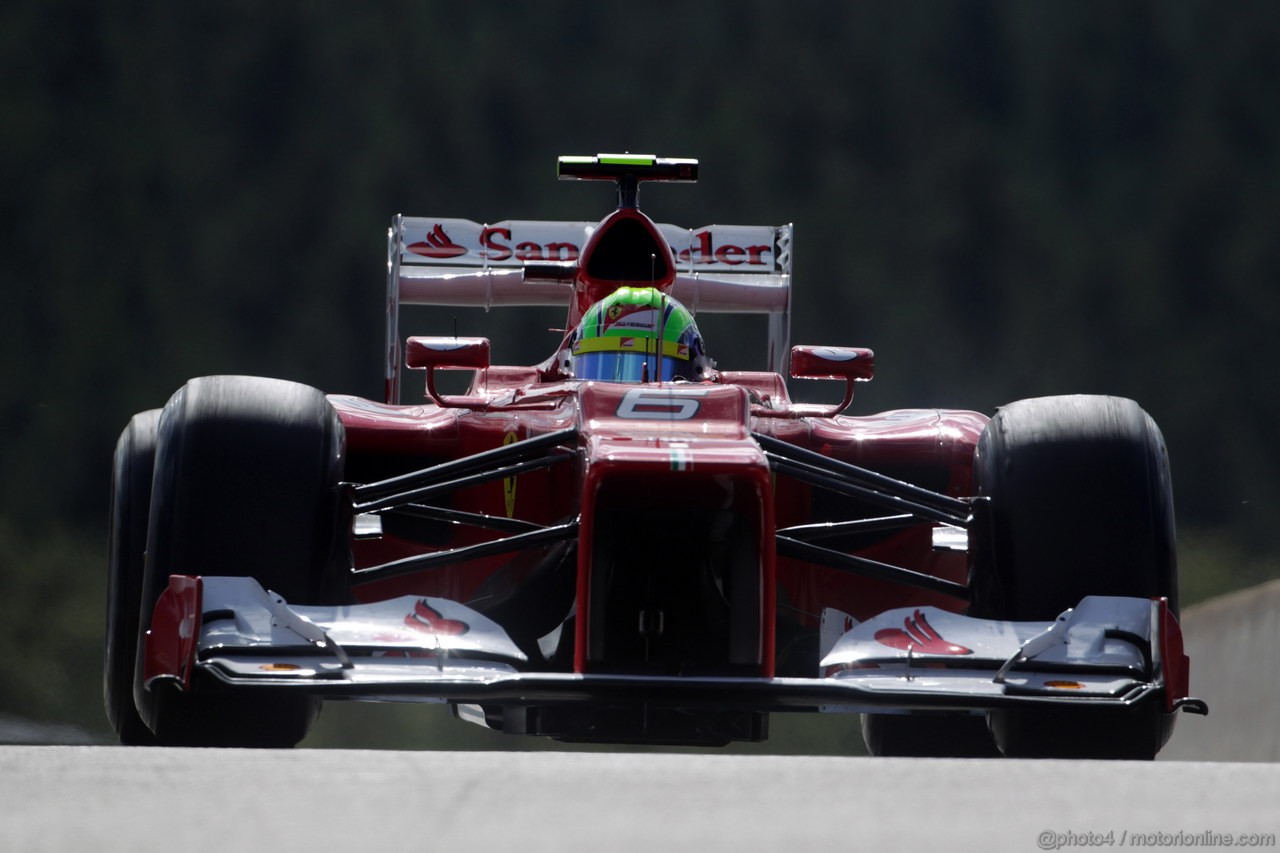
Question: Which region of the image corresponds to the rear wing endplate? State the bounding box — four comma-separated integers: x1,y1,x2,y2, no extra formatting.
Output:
385,216,793,403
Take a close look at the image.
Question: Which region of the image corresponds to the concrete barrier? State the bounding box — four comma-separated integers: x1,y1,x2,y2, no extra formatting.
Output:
1161,579,1280,761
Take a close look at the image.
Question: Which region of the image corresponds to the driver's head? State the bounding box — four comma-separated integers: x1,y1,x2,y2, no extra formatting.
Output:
571,286,710,382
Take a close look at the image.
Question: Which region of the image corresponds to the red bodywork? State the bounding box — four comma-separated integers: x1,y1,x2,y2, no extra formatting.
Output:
328,184,990,682
334,390,986,677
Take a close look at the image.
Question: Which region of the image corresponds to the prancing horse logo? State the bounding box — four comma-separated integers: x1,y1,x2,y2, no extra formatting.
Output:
502,431,518,517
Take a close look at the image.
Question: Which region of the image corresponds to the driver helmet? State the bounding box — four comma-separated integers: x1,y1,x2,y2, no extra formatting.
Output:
571,286,710,382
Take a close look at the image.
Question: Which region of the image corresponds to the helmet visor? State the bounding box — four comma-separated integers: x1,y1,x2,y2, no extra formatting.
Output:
574,350,693,382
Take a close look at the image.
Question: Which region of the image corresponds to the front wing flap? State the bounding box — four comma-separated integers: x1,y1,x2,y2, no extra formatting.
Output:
817,596,1182,712
145,576,1203,716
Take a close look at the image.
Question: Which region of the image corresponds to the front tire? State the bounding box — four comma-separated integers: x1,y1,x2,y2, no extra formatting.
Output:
134,375,347,747
104,409,162,745
970,395,1178,759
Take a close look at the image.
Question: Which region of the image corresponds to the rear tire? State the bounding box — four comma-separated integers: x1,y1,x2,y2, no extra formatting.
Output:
134,376,347,747
970,395,1178,759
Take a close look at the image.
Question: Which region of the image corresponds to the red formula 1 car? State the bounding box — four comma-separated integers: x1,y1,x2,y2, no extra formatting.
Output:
105,154,1206,757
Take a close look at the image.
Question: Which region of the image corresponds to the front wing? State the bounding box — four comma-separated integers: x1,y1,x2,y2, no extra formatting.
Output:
144,576,1206,718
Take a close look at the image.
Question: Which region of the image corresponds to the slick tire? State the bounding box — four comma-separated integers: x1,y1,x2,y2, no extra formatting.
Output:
969,395,1178,759
105,409,162,745
134,375,347,747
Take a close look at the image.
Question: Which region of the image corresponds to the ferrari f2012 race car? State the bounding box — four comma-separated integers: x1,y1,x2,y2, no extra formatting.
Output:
106,154,1206,757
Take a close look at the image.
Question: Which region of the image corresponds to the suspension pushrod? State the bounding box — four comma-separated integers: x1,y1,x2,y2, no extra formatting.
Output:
753,432,971,518
776,535,969,601
776,514,918,541
354,451,573,514
384,503,546,534
352,521,579,583
352,428,578,505
766,455,968,526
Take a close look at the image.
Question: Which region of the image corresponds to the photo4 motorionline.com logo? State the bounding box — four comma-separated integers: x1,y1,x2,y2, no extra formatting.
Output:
1038,829,1276,849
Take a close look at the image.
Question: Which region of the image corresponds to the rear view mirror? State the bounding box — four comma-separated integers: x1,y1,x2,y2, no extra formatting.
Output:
406,336,491,370
405,337,490,408
789,345,875,382
785,345,875,417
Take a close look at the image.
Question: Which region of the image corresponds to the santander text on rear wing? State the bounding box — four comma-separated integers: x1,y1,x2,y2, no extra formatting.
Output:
384,216,794,403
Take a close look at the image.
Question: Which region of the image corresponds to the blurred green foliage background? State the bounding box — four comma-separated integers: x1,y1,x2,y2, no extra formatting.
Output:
2,0,1277,747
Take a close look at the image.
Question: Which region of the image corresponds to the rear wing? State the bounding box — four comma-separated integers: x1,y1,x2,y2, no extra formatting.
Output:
384,215,793,403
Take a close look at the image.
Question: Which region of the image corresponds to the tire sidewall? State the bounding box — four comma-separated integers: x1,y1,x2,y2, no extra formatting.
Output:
104,409,162,744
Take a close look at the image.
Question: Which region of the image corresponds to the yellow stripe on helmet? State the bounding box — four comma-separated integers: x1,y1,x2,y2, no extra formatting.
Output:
571,335,690,359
